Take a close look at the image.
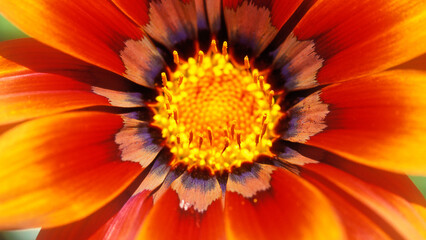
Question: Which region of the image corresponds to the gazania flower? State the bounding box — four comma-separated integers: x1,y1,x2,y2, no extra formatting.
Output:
1,0,426,239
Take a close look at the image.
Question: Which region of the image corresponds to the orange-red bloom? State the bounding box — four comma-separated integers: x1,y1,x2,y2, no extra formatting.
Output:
0,0,426,239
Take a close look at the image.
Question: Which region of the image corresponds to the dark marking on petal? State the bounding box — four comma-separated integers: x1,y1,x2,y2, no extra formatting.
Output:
171,171,222,212
281,91,328,143
227,163,275,198
115,117,163,167
134,148,173,195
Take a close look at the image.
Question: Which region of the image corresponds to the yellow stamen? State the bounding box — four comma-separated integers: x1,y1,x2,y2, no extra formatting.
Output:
173,50,179,65
222,137,230,154
259,76,265,92
188,130,194,146
261,113,267,126
222,41,228,56
255,134,260,146
198,50,204,65
268,90,274,106
207,127,213,146
198,135,204,149
161,72,168,88
253,70,259,84
178,74,184,86
211,40,218,53
261,121,268,139
230,120,236,140
163,87,173,103
244,56,250,70
173,108,179,124
237,132,242,150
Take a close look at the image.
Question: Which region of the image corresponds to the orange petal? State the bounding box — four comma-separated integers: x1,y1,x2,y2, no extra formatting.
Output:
89,191,153,240
295,0,426,85
307,177,391,240
113,0,198,53
284,70,426,175
0,112,142,229
223,0,303,57
137,186,225,240
0,1,164,87
301,163,426,239
0,39,152,125
290,143,426,206
37,173,148,240
224,165,344,240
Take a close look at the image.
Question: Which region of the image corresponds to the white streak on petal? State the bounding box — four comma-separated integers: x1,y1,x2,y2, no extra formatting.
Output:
278,147,319,166
144,0,197,49
91,86,143,107
134,152,171,195
227,163,275,198
272,32,324,90
171,172,222,213
284,91,329,143
115,117,162,167
195,0,208,30
120,37,165,88
224,1,278,56
206,0,221,34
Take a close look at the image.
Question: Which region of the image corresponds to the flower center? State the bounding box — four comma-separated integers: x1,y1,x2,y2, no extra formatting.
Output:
152,41,282,174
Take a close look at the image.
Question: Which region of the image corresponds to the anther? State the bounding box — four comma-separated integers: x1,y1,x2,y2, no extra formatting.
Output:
173,50,179,65
176,134,181,145
255,134,260,146
261,113,267,126
230,121,236,140
222,137,230,154
211,40,218,54
165,101,170,110
173,109,179,124
259,76,265,92
198,135,204,149
161,72,168,88
244,56,250,70
237,132,242,150
223,128,229,138
268,90,274,106
253,71,259,84
198,50,204,65
163,87,173,103
178,74,184,86
261,121,268,139
167,110,173,119
207,127,213,146
222,41,228,56
188,130,194,146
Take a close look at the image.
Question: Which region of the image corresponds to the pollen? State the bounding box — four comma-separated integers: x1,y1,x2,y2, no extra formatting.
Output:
152,40,282,174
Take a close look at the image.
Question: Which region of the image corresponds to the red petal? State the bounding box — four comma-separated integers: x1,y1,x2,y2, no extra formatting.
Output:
89,191,153,240
307,177,391,240
223,0,303,56
37,173,148,240
0,39,150,125
0,1,164,87
225,166,344,240
137,187,225,240
113,0,198,51
0,112,142,229
301,163,426,239
284,70,426,175
295,0,426,85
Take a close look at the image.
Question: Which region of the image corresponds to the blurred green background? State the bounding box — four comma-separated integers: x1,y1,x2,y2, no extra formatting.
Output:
1,13,426,240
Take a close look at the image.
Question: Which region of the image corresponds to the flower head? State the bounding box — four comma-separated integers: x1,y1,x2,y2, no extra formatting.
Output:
0,0,426,239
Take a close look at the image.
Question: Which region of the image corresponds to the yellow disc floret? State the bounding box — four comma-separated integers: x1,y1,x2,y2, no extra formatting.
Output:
152,41,281,174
